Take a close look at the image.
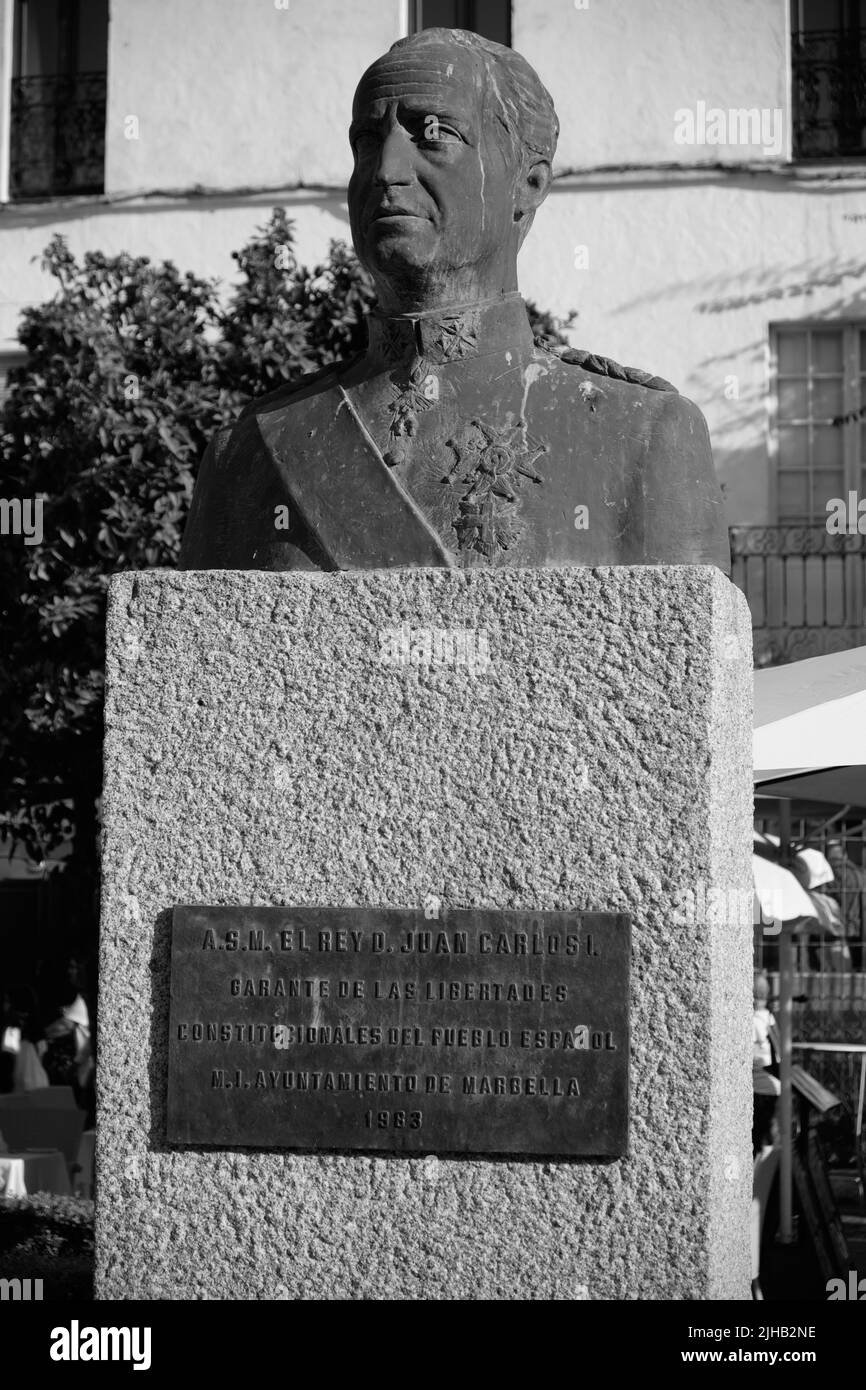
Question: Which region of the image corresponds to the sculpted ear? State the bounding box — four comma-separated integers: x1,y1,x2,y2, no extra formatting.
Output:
518,157,552,216
514,157,552,243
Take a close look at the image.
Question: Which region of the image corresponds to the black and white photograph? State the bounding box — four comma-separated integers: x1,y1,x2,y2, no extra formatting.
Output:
0,0,865,1357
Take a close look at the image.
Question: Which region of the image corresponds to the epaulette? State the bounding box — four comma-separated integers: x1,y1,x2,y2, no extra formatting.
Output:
238,356,358,420
535,339,678,393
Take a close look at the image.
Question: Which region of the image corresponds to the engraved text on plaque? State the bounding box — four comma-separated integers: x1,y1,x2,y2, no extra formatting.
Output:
167,906,630,1156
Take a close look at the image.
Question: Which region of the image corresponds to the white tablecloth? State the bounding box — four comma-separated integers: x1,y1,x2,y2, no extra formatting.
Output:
0,1149,71,1198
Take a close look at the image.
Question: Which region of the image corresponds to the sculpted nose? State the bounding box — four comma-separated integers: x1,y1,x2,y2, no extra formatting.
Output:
374,126,413,187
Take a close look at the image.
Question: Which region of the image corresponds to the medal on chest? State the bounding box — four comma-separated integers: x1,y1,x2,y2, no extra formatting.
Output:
442,418,548,559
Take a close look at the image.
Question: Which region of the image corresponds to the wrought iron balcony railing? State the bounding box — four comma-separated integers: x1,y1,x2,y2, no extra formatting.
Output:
792,26,866,158
10,72,107,200
730,525,866,665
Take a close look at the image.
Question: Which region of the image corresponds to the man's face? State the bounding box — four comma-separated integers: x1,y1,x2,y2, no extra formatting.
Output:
348,45,518,298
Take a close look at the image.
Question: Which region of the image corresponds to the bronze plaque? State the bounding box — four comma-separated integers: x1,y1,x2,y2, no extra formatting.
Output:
167,906,630,1156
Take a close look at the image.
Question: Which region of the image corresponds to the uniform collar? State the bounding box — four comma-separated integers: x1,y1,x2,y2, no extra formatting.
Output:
366,292,535,368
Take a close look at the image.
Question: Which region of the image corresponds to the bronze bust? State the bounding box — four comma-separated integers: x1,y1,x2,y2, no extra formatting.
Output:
180,28,729,573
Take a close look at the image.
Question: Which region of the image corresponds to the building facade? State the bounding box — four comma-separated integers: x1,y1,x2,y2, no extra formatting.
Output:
1,0,865,661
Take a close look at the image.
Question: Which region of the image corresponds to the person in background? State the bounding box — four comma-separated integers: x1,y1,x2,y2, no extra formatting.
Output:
40,957,95,1122
2,984,49,1092
826,839,866,945
0,987,15,1093
753,971,780,1154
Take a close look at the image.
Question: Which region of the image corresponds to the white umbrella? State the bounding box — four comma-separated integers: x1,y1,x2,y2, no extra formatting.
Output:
752,853,817,926
754,644,866,775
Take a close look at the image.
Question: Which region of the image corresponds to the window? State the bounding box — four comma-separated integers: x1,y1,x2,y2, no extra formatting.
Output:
792,0,866,158
10,0,108,199
772,324,866,521
409,1,512,47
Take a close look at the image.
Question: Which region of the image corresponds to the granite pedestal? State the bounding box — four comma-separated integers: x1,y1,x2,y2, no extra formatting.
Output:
97,565,753,1300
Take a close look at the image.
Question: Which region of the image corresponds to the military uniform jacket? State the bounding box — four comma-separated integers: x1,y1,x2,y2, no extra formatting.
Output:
180,294,730,574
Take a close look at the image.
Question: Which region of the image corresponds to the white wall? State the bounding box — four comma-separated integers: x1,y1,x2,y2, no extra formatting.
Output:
104,0,402,195
514,0,790,170
101,0,792,196
0,0,14,202
0,190,350,351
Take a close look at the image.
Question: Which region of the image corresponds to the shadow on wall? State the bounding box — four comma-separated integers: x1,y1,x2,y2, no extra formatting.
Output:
691,336,766,526
692,258,866,318
615,256,866,318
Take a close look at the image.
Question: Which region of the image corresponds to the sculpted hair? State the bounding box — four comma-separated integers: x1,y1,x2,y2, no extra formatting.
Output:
387,28,559,168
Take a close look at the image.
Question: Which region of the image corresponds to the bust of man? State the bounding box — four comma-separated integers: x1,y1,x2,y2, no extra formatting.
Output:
180,28,729,572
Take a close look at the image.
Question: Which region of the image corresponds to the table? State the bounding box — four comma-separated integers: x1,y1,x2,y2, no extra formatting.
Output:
792,1042,866,1206
0,1086,84,1168
0,1149,71,1198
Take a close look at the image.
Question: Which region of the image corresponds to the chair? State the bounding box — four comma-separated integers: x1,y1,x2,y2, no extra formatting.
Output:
0,1086,85,1170
791,1064,842,1116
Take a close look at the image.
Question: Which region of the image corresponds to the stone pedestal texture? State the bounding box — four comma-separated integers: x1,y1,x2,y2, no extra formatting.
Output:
97,565,753,1300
